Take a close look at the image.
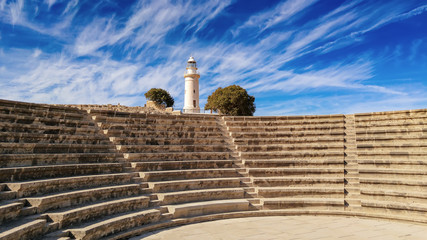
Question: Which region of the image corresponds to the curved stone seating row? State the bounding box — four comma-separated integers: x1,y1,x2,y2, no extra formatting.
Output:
355,109,427,222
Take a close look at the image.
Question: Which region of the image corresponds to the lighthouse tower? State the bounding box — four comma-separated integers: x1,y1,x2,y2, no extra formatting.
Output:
183,56,200,113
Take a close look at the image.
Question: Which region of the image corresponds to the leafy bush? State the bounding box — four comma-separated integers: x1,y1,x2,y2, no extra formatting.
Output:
144,88,174,107
205,85,255,116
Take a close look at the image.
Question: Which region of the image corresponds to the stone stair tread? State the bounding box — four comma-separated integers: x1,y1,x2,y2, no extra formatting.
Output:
47,195,151,227
67,208,161,240
0,218,46,240
166,199,250,218
361,199,427,211
360,178,427,185
157,188,245,205
25,184,141,213
361,189,427,199
359,168,427,175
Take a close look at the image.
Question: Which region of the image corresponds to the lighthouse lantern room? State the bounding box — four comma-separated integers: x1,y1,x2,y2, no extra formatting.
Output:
183,56,200,113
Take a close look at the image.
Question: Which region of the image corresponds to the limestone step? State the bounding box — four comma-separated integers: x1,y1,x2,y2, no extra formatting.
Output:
228,125,345,133
0,113,95,127
230,130,345,139
157,188,245,205
257,187,344,198
357,143,427,150
0,122,97,135
359,168,427,179
356,128,425,135
262,198,344,210
240,151,344,160
357,151,427,158
148,178,242,193
117,144,229,153
355,114,427,124
224,118,345,127
0,218,47,240
7,173,135,197
47,195,150,228
243,159,344,168
223,114,344,122
167,199,250,218
103,124,222,134
253,177,344,187
0,107,85,121
109,136,226,146
67,208,161,240
94,116,218,126
124,152,229,161
140,169,240,181
361,200,427,217
131,160,236,171
360,178,427,192
0,201,24,224
248,168,343,177
0,99,82,113
356,118,427,128
361,189,427,204
358,159,427,170
98,120,218,130
0,153,119,168
90,110,217,121
0,132,110,144
356,134,427,143
233,136,344,145
0,163,125,182
25,184,141,213
0,191,17,201
0,142,116,154
103,129,224,138
237,143,344,152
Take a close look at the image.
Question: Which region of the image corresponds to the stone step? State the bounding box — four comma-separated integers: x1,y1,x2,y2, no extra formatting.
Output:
0,132,110,144
356,128,425,135
47,195,150,228
102,124,222,134
0,106,85,121
0,191,17,201
0,153,119,168
230,130,345,139
356,134,427,142
0,113,95,127
357,151,427,158
93,115,218,125
124,152,229,161
7,173,135,198
236,143,344,152
261,198,344,210
257,187,344,198
228,125,345,133
0,201,24,224
90,111,217,121
67,208,161,240
233,136,344,145
240,151,344,160
356,118,427,128
140,169,240,182
117,144,229,153
357,143,427,149
355,112,427,122
103,129,224,138
167,199,250,218
359,168,427,179
253,177,344,187
361,200,427,217
157,188,245,205
243,159,344,168
131,160,236,171
0,99,82,112
148,178,242,193
360,189,427,204
0,142,116,154
25,184,141,213
109,136,226,146
224,118,345,127
358,159,427,170
0,163,125,182
223,114,344,122
0,122,97,135
0,218,47,240
248,168,343,177
360,178,427,192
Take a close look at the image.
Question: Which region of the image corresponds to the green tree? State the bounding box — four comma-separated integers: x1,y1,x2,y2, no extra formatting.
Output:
144,88,174,107
205,85,255,116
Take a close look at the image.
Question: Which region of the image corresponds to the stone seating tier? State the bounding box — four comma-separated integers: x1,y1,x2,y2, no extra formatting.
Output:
0,99,425,239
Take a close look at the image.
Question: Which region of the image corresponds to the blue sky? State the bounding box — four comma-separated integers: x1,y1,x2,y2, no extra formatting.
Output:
0,0,426,116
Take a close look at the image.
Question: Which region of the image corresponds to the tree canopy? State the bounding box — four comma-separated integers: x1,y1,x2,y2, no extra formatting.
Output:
205,85,255,116
144,88,174,107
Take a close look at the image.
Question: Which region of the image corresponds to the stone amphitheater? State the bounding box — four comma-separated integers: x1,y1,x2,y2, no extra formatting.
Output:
0,98,426,239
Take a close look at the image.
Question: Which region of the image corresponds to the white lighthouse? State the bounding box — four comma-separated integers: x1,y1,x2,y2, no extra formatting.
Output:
183,56,200,113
